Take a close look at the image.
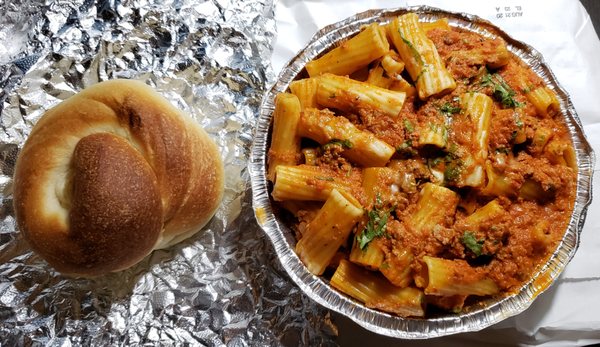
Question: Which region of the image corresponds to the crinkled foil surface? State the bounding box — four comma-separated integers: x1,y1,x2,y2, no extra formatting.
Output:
0,0,337,345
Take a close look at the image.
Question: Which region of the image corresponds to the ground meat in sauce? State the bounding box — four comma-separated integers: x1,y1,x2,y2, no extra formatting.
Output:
270,20,577,315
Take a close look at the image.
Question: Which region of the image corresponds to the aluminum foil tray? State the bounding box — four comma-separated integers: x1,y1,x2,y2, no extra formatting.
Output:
250,6,594,339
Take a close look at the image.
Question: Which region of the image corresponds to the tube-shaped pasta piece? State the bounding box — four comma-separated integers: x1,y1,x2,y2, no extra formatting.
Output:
289,78,320,109
458,92,493,187
366,65,393,89
381,50,405,77
531,125,553,154
302,148,318,166
420,18,450,32
349,236,384,270
389,13,456,99
527,87,560,117
486,169,555,202
298,108,395,167
316,74,406,117
296,189,364,276
407,183,459,234
362,167,397,204
482,162,519,197
380,247,413,288
331,259,426,317
463,199,504,229
519,179,555,202
419,118,447,148
305,23,389,77
389,76,417,97
530,220,553,254
268,93,302,181
328,251,347,270
544,138,577,170
423,256,499,296
272,165,353,201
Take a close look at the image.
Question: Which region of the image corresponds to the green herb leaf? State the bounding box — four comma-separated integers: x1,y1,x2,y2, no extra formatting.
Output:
396,139,413,151
461,231,484,256
510,130,518,142
357,207,390,250
514,112,524,129
315,176,334,182
430,157,443,167
440,103,461,115
399,33,425,65
522,84,534,94
396,139,416,156
323,139,353,150
415,67,428,82
444,161,462,182
481,73,522,108
403,119,415,133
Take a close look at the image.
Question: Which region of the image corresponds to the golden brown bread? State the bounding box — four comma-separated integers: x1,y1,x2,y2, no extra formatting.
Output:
13,79,224,276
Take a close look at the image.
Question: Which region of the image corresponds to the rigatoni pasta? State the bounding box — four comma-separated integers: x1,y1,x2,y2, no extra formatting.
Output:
298,107,395,167
305,23,389,77
389,13,456,99
267,12,577,318
296,189,363,275
316,73,406,117
267,93,302,181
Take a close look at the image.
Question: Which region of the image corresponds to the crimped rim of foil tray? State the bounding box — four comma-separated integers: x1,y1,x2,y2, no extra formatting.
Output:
250,6,595,339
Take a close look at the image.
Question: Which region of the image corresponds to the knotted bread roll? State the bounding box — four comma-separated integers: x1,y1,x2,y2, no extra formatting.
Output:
13,79,224,276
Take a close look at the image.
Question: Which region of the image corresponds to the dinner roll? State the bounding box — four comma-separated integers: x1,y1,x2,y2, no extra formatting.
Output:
13,79,224,276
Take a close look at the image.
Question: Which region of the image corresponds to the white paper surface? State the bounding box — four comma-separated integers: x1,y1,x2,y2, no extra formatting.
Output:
273,0,600,345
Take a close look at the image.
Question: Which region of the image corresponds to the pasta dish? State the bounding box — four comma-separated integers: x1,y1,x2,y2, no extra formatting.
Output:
266,13,576,317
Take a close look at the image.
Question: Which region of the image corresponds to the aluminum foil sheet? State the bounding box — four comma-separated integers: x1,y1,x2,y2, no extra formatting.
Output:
0,0,339,345
250,6,595,339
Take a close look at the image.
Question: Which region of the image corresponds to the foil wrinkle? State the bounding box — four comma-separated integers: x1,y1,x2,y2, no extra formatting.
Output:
0,0,337,345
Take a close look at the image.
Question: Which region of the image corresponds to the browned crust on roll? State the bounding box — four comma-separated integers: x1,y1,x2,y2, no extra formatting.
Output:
13,79,224,276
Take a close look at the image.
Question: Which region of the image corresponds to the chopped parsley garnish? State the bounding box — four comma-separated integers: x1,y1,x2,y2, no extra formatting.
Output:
481,73,522,108
514,112,524,129
448,142,459,156
396,139,416,156
440,103,461,115
357,206,390,250
399,32,428,82
510,113,524,142
323,139,353,150
396,139,413,151
400,33,425,65
315,176,334,182
400,139,412,148
444,161,462,182
510,130,518,142
428,122,439,132
522,84,534,94
430,143,462,183
430,157,443,167
461,231,484,256
403,119,415,133
415,67,428,82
